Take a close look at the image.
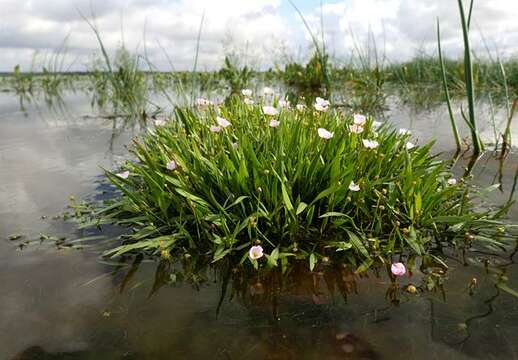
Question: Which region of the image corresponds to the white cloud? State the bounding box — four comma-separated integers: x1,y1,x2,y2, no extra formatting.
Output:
0,0,290,71
0,0,517,71
305,0,518,64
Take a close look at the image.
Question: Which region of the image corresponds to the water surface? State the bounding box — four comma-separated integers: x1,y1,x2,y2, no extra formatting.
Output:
1,92,517,359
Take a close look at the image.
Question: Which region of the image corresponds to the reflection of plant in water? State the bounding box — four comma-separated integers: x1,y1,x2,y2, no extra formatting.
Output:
111,254,449,313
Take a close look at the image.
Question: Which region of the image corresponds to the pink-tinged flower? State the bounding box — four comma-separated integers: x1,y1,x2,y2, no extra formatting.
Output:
278,99,290,109
269,119,280,128
243,97,254,105
166,160,177,171
249,245,264,260
353,114,367,126
210,125,222,133
349,181,360,192
263,106,279,116
296,104,306,111
314,103,327,112
315,97,330,107
362,139,379,149
117,171,130,179
217,116,231,128
350,124,364,134
391,262,406,277
447,178,457,185
318,128,334,139
263,87,274,96
314,97,330,112
399,128,411,136
154,119,167,127
241,89,252,97
406,142,416,150
196,98,213,108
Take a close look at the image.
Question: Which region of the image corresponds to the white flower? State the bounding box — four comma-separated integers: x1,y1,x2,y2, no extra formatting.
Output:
241,89,252,97
314,97,330,112
269,119,280,128
349,181,360,192
406,142,416,150
372,121,383,128
362,139,379,149
154,119,166,127
232,142,239,150
243,98,254,105
350,124,364,134
315,97,330,107
314,104,328,112
399,128,411,136
263,106,278,116
117,170,130,179
296,104,306,111
318,128,334,139
353,114,367,126
196,98,213,108
263,87,274,96
217,116,231,128
447,178,457,185
166,160,177,171
210,125,222,133
249,245,264,260
278,99,290,109
279,100,291,109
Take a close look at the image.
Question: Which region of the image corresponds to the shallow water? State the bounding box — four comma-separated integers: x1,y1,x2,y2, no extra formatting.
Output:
1,92,517,359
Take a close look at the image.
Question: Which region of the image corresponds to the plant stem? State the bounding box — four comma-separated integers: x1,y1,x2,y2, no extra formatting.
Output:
437,20,461,151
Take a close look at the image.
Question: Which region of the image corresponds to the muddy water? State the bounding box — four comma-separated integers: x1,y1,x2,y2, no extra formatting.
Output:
0,93,517,359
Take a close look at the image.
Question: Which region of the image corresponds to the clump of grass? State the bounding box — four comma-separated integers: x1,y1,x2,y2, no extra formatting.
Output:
219,56,253,96
87,47,148,116
82,95,515,272
11,64,35,111
281,52,330,98
81,12,148,117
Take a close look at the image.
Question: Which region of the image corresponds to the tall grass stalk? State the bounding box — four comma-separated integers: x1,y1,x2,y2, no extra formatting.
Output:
458,0,484,154
288,0,330,94
437,20,461,152
190,11,205,106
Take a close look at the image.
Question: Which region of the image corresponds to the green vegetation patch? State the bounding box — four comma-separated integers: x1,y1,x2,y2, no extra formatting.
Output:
84,95,514,272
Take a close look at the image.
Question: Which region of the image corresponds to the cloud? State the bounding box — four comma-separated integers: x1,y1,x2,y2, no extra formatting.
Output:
0,0,517,72
0,0,290,71
307,0,518,63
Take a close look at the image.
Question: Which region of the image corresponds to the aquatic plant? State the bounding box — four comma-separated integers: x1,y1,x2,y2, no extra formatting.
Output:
219,56,253,96
437,0,484,154
82,12,148,116
437,21,462,152
79,96,515,273
10,64,35,111
281,52,330,97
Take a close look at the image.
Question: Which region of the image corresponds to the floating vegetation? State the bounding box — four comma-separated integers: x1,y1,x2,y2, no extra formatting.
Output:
71,94,517,274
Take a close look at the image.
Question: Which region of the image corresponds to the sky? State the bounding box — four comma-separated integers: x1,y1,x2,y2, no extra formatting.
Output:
1,0,518,72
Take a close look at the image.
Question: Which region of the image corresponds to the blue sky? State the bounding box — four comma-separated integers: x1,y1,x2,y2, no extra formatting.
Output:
0,0,517,71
